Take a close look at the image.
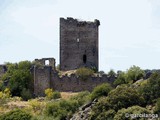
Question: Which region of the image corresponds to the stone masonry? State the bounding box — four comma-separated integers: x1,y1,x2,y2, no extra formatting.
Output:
32,60,115,96
60,17,100,71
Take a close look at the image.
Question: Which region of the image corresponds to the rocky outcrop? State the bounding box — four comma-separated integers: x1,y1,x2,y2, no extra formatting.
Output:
70,99,98,120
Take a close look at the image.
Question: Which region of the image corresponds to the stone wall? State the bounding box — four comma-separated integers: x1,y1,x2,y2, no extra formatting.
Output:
60,17,100,71
33,66,52,96
33,66,115,96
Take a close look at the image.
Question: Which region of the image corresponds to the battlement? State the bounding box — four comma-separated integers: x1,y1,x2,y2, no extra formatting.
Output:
33,65,115,96
60,17,100,28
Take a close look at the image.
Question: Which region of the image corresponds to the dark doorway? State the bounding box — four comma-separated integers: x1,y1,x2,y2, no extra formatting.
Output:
83,54,87,64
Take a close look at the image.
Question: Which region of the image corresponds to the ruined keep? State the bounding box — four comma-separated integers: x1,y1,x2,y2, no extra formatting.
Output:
60,17,100,71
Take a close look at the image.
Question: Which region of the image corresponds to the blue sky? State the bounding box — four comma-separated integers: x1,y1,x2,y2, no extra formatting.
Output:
0,0,160,72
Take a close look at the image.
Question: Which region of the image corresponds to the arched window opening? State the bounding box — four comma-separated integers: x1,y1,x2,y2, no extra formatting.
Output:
45,60,49,65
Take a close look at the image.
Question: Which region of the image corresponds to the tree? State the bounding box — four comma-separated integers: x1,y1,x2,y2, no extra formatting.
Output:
113,72,126,86
2,61,33,99
90,85,145,119
114,106,151,120
139,72,160,104
126,65,145,83
91,83,113,100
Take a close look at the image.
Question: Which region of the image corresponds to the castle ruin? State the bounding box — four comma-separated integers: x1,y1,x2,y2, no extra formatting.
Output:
32,17,114,96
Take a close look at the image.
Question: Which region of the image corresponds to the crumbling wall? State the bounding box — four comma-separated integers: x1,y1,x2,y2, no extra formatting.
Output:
51,74,115,92
35,58,56,69
33,66,52,96
33,66,115,96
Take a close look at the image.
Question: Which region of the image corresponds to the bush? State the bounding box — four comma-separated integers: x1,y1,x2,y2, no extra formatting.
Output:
90,85,145,119
91,83,112,100
154,98,160,115
70,91,90,106
126,65,145,83
45,88,61,100
76,67,94,81
52,91,61,99
1,61,33,98
90,97,113,120
108,69,116,76
114,106,151,120
21,88,32,101
107,85,145,111
29,99,45,115
139,72,160,104
45,92,90,119
45,99,79,119
113,72,126,86
0,109,32,120
0,88,11,104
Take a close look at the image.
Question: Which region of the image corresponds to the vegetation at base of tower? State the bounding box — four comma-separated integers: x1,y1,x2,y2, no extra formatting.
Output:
114,65,145,86
75,67,94,80
1,61,33,100
45,88,61,100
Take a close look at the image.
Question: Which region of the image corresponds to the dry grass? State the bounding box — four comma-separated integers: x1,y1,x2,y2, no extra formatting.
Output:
61,92,78,99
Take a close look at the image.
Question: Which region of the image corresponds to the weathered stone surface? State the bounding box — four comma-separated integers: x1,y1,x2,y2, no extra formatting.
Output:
70,99,98,120
34,58,56,69
60,17,100,71
32,65,115,96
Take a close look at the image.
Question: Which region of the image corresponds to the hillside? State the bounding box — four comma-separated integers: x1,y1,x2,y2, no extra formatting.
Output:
0,63,160,119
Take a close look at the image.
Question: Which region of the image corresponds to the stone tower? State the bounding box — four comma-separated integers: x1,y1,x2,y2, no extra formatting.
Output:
60,17,100,71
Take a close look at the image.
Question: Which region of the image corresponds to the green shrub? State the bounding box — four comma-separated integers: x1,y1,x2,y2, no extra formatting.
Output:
45,99,79,119
70,91,90,106
154,98,160,115
107,85,145,111
0,88,11,104
52,91,61,99
0,109,32,120
76,67,94,80
45,88,61,100
21,88,32,101
126,65,145,83
1,61,33,98
108,69,116,76
90,97,113,120
113,72,126,86
94,109,116,120
90,85,145,119
138,72,160,104
114,66,145,86
114,106,151,120
91,83,112,100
